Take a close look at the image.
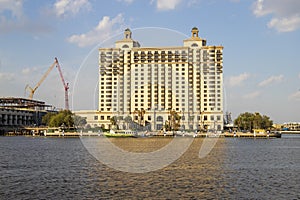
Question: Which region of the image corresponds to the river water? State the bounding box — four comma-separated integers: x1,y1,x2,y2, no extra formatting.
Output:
0,135,299,199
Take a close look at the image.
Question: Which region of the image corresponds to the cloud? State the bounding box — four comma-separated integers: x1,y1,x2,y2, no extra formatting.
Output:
21,67,39,75
289,91,300,101
298,73,300,79
243,91,261,99
0,0,23,18
117,0,134,4
156,0,182,11
267,15,300,33
258,75,284,87
67,13,125,47
226,73,251,87
0,0,52,34
0,72,15,81
54,0,91,17
252,0,300,32
0,0,23,32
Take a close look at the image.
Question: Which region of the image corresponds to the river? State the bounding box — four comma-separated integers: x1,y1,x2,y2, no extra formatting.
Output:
0,135,299,199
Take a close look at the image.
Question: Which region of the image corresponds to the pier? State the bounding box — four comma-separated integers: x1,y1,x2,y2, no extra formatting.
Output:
223,132,281,138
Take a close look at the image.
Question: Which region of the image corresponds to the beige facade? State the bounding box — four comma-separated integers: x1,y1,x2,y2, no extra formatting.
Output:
73,110,102,128
98,27,224,131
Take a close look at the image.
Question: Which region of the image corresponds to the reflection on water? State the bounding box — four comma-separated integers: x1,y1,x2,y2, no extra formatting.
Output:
0,136,299,199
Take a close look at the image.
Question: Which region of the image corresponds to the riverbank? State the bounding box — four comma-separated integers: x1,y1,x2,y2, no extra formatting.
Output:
1,130,283,138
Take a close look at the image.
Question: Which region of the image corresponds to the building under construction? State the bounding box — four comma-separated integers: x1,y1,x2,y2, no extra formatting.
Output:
0,97,54,134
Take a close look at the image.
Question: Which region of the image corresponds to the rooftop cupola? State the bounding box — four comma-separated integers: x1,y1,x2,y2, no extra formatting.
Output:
183,26,206,47
124,28,132,39
191,27,199,38
115,28,140,48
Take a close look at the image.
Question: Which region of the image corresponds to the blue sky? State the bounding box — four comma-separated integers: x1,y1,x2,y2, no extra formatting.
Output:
0,0,299,123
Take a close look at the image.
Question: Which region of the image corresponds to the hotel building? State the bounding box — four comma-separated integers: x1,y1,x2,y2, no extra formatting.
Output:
98,27,224,131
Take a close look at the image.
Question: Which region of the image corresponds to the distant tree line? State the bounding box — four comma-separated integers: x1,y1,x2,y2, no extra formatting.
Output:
234,112,273,131
42,110,86,128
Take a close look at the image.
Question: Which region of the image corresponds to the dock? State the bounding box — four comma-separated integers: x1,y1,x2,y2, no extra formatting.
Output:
223,132,281,138
44,132,101,137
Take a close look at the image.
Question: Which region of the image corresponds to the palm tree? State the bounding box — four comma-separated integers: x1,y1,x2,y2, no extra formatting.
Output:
110,116,117,125
133,109,146,126
169,110,181,131
124,115,132,129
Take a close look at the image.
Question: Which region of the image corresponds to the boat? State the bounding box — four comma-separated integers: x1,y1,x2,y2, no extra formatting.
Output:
104,129,137,137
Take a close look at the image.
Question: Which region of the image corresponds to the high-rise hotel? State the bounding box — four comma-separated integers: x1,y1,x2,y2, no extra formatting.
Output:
98,27,223,131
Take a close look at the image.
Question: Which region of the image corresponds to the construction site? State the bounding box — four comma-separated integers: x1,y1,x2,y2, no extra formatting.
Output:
0,58,70,135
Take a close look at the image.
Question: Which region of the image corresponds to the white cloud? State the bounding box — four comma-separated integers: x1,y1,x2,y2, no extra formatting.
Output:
54,0,91,17
298,73,300,79
289,91,300,101
0,72,15,81
67,14,125,47
226,73,251,87
268,15,300,33
243,91,261,99
156,0,182,11
21,67,38,75
117,0,134,4
258,75,284,87
0,0,23,19
0,0,23,32
252,0,300,32
0,0,52,34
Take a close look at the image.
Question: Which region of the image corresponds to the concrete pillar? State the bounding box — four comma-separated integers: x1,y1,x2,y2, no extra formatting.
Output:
4,114,8,125
8,115,11,125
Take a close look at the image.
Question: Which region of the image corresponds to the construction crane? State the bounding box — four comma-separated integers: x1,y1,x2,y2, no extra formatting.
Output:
55,57,69,110
25,59,58,100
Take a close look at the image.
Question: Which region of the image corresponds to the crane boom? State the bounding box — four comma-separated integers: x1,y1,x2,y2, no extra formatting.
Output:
55,57,69,110
26,59,58,99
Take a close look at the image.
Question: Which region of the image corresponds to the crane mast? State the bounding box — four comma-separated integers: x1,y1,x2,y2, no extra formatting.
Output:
55,57,69,110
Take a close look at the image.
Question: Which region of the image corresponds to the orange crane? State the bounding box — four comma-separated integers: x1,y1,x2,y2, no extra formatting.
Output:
25,57,69,110
25,58,58,100
55,57,69,110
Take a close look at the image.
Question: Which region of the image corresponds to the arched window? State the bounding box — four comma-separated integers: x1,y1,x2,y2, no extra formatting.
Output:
157,116,163,122
191,43,198,47
122,44,129,48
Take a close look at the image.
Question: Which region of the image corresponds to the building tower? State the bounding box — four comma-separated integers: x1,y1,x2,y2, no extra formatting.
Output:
98,27,223,131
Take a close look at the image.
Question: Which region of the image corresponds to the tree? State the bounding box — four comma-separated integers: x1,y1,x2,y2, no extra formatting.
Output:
73,115,87,128
167,110,181,131
124,115,132,129
234,112,273,131
42,112,56,125
43,110,75,128
133,109,146,126
110,116,117,125
164,120,171,131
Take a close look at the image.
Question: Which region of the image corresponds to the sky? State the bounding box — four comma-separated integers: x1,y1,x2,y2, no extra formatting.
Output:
0,0,299,123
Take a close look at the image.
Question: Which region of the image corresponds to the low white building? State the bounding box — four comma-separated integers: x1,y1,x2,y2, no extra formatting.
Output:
73,110,102,128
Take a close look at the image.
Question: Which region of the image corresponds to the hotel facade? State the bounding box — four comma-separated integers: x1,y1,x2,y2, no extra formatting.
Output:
98,27,224,131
